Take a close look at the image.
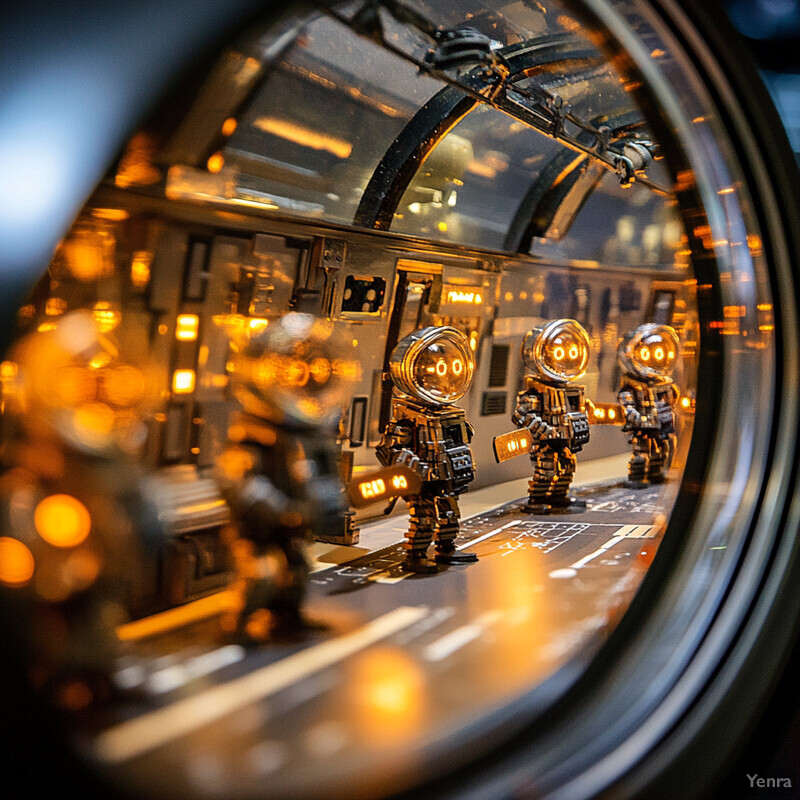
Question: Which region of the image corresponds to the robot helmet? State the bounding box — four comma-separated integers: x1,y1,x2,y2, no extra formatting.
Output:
521,319,590,383
618,323,680,380
389,326,474,405
9,311,151,455
230,312,359,427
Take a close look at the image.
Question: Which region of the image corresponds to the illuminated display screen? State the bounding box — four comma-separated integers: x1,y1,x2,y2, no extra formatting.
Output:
492,428,533,463
443,285,483,305
346,465,422,508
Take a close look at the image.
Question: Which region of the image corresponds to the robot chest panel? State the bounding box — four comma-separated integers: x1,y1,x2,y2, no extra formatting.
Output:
542,388,588,443
417,418,473,481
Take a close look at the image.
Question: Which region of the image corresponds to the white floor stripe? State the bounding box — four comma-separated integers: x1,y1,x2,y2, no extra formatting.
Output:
93,605,429,764
457,520,519,550
570,536,626,569
423,611,502,662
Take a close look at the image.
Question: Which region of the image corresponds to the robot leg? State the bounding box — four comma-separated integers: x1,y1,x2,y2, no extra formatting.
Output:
550,448,586,510
647,435,674,483
524,448,558,513
236,540,309,641
626,434,650,488
403,494,438,573
433,495,477,564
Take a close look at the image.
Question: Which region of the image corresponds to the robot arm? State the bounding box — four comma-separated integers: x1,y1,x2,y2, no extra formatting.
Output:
215,444,309,534
618,388,642,429
465,420,475,443
376,419,425,476
512,391,553,440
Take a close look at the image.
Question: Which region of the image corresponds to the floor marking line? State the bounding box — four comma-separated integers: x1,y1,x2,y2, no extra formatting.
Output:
423,611,502,662
458,520,518,550
371,521,521,584
117,590,240,642
570,536,626,569
93,605,429,764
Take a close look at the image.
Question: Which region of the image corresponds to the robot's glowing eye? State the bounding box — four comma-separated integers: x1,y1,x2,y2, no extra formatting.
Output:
435,359,447,376
654,347,665,361
568,345,579,359
285,358,310,387
553,346,565,360
452,359,463,376
310,357,332,383
668,350,675,359
640,347,651,362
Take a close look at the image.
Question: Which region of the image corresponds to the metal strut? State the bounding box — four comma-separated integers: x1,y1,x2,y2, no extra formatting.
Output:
317,0,668,195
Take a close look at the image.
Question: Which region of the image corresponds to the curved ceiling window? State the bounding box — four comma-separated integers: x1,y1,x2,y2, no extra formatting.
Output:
1,2,795,800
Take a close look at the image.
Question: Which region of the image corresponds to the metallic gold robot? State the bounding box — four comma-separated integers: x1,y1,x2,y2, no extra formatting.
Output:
512,319,591,513
215,313,357,639
0,311,160,705
617,323,680,487
376,326,478,574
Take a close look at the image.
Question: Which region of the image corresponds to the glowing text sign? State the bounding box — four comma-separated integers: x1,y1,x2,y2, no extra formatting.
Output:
347,465,422,508
492,428,533,463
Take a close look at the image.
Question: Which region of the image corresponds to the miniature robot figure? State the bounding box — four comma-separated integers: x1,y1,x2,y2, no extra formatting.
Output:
376,326,478,574
215,312,357,639
0,311,160,704
617,323,680,487
513,319,592,513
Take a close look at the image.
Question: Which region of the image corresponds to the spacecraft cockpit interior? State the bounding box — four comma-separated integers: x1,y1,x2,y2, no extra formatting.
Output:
1,2,799,800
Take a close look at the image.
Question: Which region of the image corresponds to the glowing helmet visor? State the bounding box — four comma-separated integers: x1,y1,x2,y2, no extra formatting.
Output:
233,313,359,426
522,319,590,382
621,323,680,379
390,326,474,405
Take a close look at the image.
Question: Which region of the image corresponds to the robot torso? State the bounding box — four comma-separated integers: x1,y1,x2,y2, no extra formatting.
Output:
618,377,676,436
516,377,590,451
381,396,475,493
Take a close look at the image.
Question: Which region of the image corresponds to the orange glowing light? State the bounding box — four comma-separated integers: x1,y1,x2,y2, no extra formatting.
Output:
91,208,129,222
1,361,18,379
253,117,353,159
359,479,386,499
284,358,310,387
391,475,408,490
207,152,225,173
0,537,35,586
332,358,361,381
103,366,145,407
34,495,91,548
131,251,152,288
176,314,200,341
681,397,692,409
92,301,120,333
55,367,97,407
446,290,482,305
45,297,67,316
172,369,196,394
73,403,116,440
309,357,332,383
221,117,238,137
350,646,425,745
62,230,115,281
